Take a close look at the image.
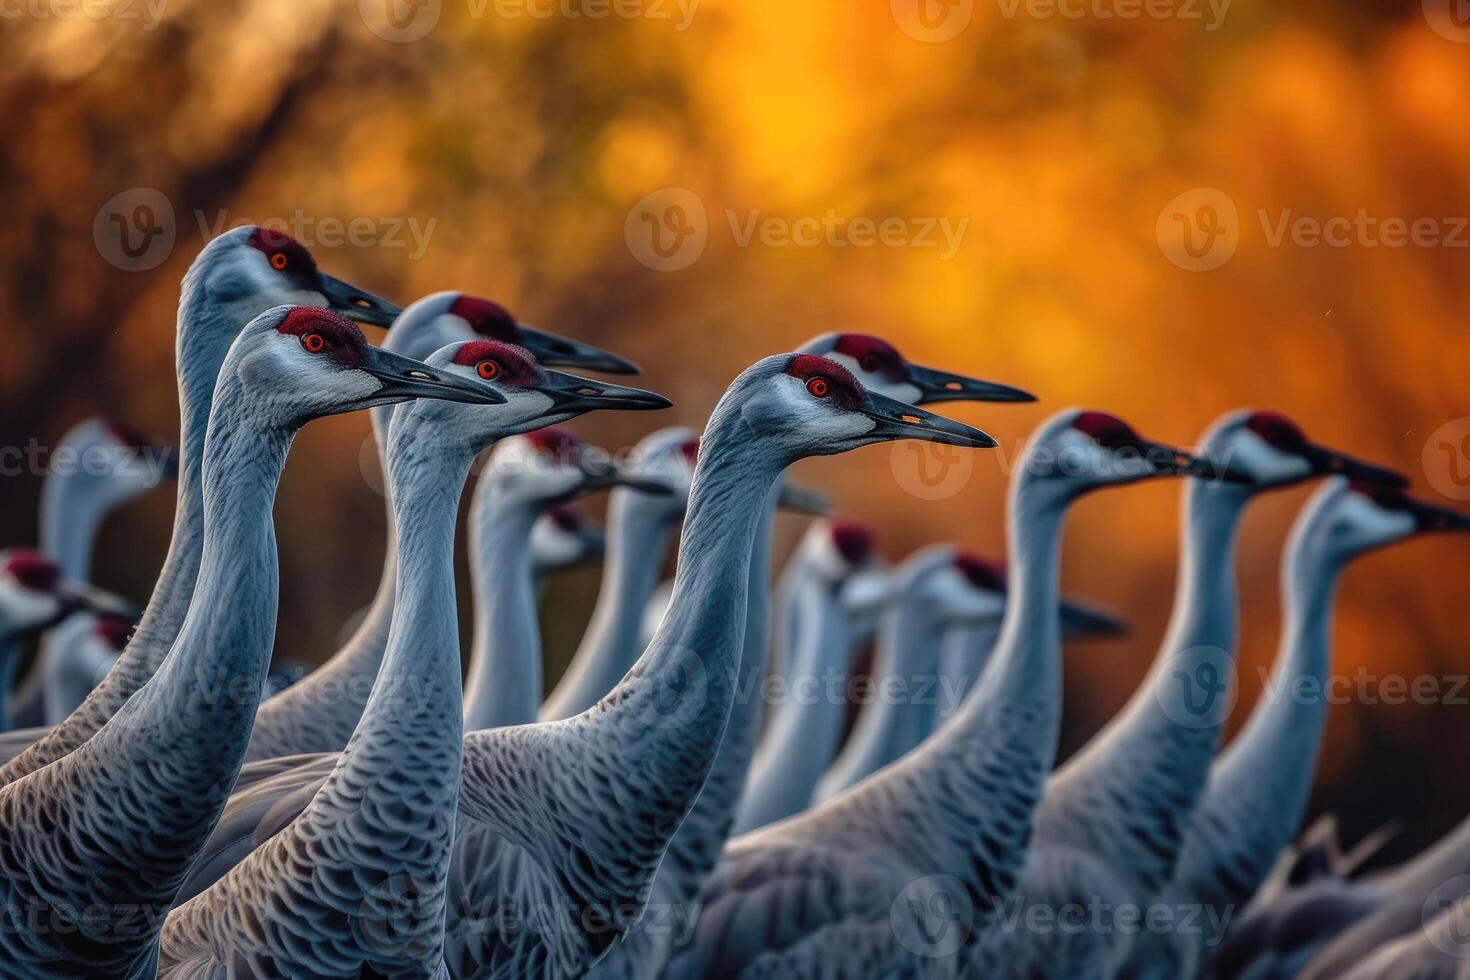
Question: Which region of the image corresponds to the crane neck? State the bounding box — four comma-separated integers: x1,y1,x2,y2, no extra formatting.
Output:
463,477,543,731
38,451,107,581
0,284,246,786
318,404,470,804
737,567,853,833
815,583,950,801
540,487,680,720
245,406,398,759
1031,477,1251,893
831,471,1072,901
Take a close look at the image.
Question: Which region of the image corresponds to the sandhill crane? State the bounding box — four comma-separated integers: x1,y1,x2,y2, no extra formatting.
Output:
244,290,636,761
0,307,503,977
594,340,1034,979
539,426,701,720
530,504,605,595
973,412,1405,976
462,427,669,731
0,227,401,780
1164,484,1470,979
665,409,1216,978
167,354,999,979
437,354,995,978
734,519,878,834
158,340,667,978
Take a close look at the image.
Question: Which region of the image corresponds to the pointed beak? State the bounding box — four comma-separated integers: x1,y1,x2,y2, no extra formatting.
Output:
906,363,1036,405
581,462,676,497
518,325,641,376
1145,442,1253,484
1059,597,1128,639
862,391,999,449
1409,498,1470,533
360,347,506,405
1302,443,1408,488
318,273,402,328
540,370,673,415
777,482,832,516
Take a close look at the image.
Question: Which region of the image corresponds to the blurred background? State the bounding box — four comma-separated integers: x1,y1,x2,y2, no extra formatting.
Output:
2,0,1468,862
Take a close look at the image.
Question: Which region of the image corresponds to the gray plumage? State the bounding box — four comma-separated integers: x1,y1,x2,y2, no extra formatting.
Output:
0,226,398,780
161,345,506,978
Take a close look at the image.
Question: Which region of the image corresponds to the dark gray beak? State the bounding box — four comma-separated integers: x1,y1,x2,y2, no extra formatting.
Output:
907,363,1036,405
318,272,403,327
361,346,506,405
519,325,641,376
541,369,673,415
581,463,676,497
1409,497,1470,533
862,391,999,449
777,482,832,516
1302,443,1408,488
1145,442,1253,484
1059,597,1128,639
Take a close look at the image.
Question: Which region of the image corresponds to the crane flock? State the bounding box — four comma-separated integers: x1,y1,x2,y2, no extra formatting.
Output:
0,225,1465,979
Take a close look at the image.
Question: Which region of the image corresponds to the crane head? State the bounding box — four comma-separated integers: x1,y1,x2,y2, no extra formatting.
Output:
799,332,1034,406
0,550,71,637
483,425,671,509
745,353,997,462
236,307,504,426
1196,410,1407,493
1300,478,1470,566
240,227,401,326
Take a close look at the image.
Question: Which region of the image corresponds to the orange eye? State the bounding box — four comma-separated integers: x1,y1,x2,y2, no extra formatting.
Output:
302,332,327,354
807,377,830,398
270,252,289,271
477,360,499,380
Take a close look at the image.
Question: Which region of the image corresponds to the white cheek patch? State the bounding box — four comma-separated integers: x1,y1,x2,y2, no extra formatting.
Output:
1232,431,1311,485
1338,492,1417,545
930,566,1006,624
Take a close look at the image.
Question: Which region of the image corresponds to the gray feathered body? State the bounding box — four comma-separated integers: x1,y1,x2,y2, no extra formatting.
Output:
161,406,471,977
0,382,290,976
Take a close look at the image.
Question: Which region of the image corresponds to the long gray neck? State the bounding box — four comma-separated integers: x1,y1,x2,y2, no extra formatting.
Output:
463,480,542,731
837,477,1070,909
244,403,396,760
323,406,468,801
638,483,779,920
816,588,947,799
40,467,106,580
1177,509,1343,914
72,373,292,909
736,566,851,832
540,489,679,720
0,289,238,785
1034,481,1249,892
936,621,1003,725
